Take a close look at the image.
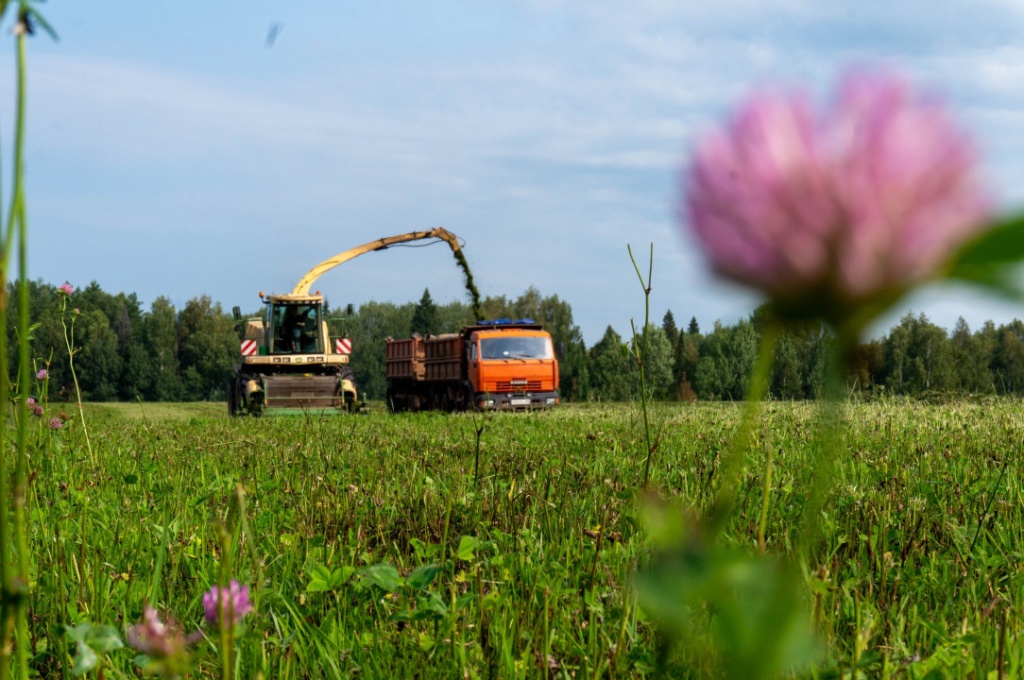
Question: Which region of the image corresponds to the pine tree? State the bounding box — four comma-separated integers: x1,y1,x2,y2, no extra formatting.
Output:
662,310,680,352
410,288,439,336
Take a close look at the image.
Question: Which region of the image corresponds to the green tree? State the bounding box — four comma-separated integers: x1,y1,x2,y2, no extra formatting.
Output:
882,313,954,395
435,300,474,333
771,333,805,400
692,319,759,400
75,310,122,401
949,317,993,394
687,316,701,336
513,287,587,401
662,310,680,349
675,335,700,400
348,301,415,400
588,326,631,401
631,324,674,400
883,315,912,395
478,294,513,321
176,296,238,399
411,288,439,336
992,319,1024,394
849,339,885,394
141,296,184,401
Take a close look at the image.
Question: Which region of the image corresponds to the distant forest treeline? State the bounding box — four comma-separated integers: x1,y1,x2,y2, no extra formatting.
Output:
15,279,1024,403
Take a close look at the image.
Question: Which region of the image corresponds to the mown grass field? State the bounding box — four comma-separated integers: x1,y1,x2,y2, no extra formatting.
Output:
26,399,1024,677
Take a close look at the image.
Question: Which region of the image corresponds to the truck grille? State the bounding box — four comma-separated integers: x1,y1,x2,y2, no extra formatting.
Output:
495,380,542,392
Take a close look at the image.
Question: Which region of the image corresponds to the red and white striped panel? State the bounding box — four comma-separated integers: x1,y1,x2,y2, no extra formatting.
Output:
335,337,352,355
240,340,258,356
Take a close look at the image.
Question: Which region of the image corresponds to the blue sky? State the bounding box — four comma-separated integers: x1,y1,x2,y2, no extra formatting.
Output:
8,1,1024,344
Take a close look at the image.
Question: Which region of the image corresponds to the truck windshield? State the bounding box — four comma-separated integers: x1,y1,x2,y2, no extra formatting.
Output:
479,336,553,360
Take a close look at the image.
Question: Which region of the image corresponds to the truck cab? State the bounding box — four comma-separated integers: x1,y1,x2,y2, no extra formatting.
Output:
464,320,559,409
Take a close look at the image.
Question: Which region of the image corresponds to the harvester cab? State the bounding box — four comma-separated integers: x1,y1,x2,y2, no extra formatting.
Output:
267,295,323,355
228,290,357,417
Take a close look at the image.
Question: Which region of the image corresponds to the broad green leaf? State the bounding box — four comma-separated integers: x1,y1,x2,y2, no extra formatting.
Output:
358,563,404,592
65,623,91,643
66,621,124,675
423,592,449,617
306,564,351,592
947,213,1024,296
85,624,124,653
456,535,481,562
71,641,98,676
407,564,441,590
306,564,332,593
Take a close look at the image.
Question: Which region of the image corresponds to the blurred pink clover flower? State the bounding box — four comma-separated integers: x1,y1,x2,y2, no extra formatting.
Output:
682,70,990,328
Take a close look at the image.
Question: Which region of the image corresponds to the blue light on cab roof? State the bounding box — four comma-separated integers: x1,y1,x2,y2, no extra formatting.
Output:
477,318,535,326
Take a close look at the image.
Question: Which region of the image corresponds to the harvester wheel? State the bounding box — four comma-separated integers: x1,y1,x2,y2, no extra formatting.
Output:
227,378,238,417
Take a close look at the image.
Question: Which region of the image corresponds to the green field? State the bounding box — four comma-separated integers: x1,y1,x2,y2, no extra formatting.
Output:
22,400,1024,677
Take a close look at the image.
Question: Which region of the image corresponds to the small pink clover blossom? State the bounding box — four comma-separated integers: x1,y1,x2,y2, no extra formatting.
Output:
202,580,252,627
127,605,200,660
48,417,61,430
683,70,990,326
58,282,74,296
26,397,34,407
127,606,179,658
32,405,43,417
35,369,47,381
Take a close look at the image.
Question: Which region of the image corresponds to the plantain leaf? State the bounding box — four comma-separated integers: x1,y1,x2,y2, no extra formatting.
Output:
357,563,403,592
407,564,441,590
456,535,482,562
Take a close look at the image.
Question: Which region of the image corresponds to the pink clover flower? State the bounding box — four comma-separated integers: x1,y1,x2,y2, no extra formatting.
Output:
683,70,990,326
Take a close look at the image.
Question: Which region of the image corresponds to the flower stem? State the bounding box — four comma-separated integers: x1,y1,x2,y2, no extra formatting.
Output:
795,327,857,559
61,300,94,464
708,320,779,536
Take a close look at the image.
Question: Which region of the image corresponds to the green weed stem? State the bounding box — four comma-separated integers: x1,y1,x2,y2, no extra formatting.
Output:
626,243,655,487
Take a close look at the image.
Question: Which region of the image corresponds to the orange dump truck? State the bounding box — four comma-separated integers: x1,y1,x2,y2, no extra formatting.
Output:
385,319,559,411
